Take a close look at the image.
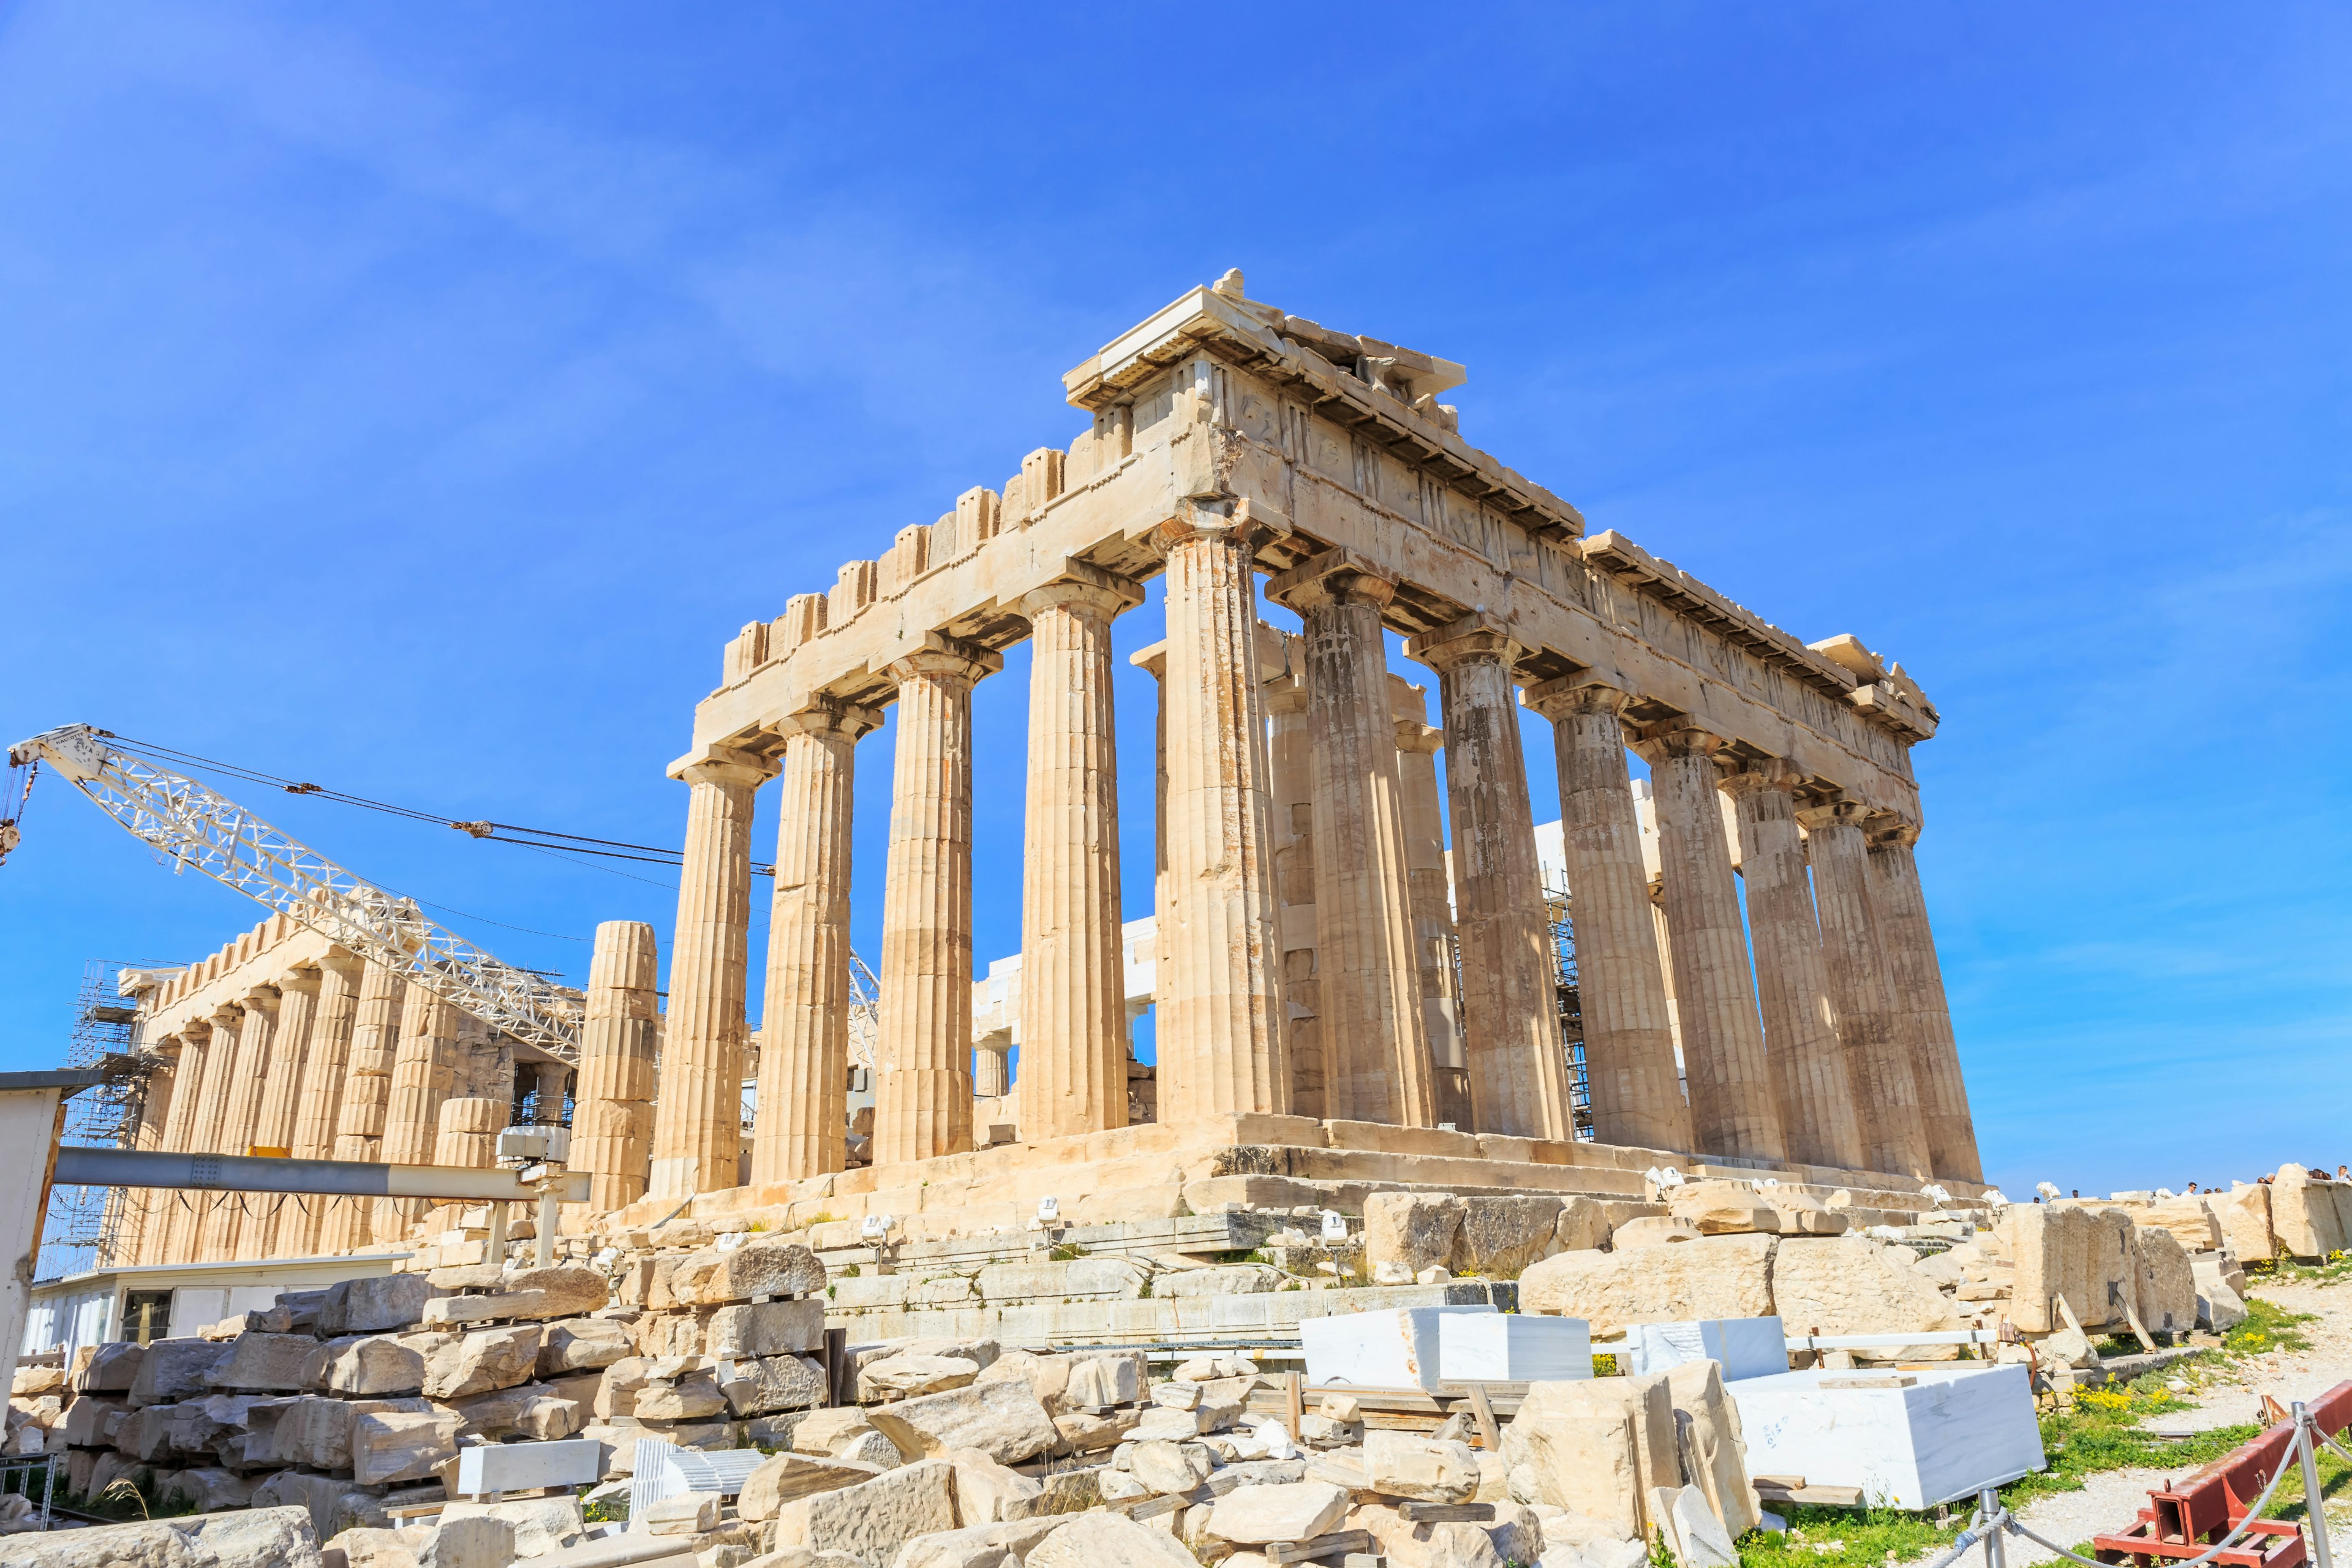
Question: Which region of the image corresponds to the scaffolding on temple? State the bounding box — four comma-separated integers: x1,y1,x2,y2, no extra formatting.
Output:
39,959,154,1279
1546,890,1596,1140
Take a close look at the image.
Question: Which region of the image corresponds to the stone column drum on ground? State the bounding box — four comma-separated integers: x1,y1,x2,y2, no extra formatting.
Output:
1525,679,1692,1154
1413,624,1571,1141
872,639,1000,1165
321,960,406,1253
1635,726,1786,1164
1151,512,1288,1123
1268,552,1435,1128
652,748,773,1199
1018,575,1140,1144
1723,768,1863,1171
1866,819,1983,1183
753,703,876,1185
1800,799,1930,1178
573,921,661,1211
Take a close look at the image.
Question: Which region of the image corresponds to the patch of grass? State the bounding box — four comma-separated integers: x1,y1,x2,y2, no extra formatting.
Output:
58,1468,200,1523
2221,1297,2315,1360
1048,1241,1088,1262
2260,1251,2352,1287
582,1493,628,1525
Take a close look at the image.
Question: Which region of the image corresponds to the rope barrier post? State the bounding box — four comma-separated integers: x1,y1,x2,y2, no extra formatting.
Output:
2296,1403,2334,1568
1979,1487,2006,1568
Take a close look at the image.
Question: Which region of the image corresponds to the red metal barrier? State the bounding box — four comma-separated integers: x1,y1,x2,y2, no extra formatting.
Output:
2090,1381,2352,1568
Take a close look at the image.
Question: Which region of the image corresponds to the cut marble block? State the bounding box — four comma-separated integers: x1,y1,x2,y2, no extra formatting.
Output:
1623,1316,1788,1382
1438,1311,1591,1383
1726,1365,2044,1509
1300,1305,1496,1390
455,1437,603,1496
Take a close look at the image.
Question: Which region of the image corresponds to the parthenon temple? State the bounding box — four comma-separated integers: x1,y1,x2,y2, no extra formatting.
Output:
108,272,1984,1271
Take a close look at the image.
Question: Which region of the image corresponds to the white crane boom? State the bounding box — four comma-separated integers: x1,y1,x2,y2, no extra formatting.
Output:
6,725,582,1063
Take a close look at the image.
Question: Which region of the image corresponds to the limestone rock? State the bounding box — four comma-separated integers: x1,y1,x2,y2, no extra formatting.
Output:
6,1504,323,1568
974,1258,1150,1303
2133,1226,2198,1336
861,1355,981,1401
867,1379,1059,1466
710,1300,826,1360
1519,1235,1774,1332
323,1275,437,1335
327,1337,428,1397
159,1468,255,1514
1365,1193,1468,1279
1660,1360,1759,1537
1771,1237,1962,1357
2209,1185,2278,1264
2142,1196,2225,1254
837,1430,909,1469
538,1318,633,1376
674,1238,828,1306
206,1332,320,1393
439,1496,583,1558
423,1325,543,1401
641,1491,722,1534
941,1446,1044,1524
1355,1503,1506,1568
2268,1169,2347,1259
891,1519,1062,1568
1362,1429,1480,1503
328,1526,425,1568
1129,1439,1215,1494
975,1350,1073,1412
722,1355,828,1418
2193,1256,2249,1332
127,1339,232,1408
273,1396,358,1469
1453,1197,1567,1278
1207,1479,1351,1543
796,1406,880,1455
1027,1511,1199,1568
1153,1264,1283,1298
1555,1197,1609,1253
1661,1483,1739,1568
1609,1217,1702,1250
1499,1375,1678,1538
1054,1409,1140,1452
638,1366,729,1420
78,1342,146,1396
2001,1206,2131,1334
740,1451,885,1520
353,1409,464,1486
446,1381,586,1441
416,1511,514,1566
1666,1182,1779,1236
772,1458,957,1566
498,1265,609,1317
1061,1353,1146,1411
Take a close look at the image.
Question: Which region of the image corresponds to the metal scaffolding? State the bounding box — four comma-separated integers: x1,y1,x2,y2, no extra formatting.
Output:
40,959,153,1279
1545,890,1596,1140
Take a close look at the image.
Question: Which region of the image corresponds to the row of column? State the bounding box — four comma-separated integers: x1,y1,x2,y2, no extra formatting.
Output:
655,511,1979,1199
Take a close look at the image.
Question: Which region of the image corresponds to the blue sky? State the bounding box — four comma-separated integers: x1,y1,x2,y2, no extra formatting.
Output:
2,4,2345,1201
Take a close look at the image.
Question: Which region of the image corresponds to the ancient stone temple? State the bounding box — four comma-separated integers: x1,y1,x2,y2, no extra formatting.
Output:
640,270,1983,1240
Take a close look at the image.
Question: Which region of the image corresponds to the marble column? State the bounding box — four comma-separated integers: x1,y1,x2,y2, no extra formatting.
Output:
1152,513,1287,1123
321,961,405,1253
1263,658,1323,1118
1525,679,1692,1152
1634,726,1785,1163
574,921,660,1212
379,981,462,1232
153,1020,216,1264
1391,685,1471,1127
122,1042,178,1266
203,992,278,1259
753,703,876,1185
243,966,318,1257
650,747,772,1199
1867,818,1983,1182
872,639,999,1165
1724,767,1863,1170
1799,799,1930,1178
1019,575,1140,1144
1414,625,1571,1140
270,953,361,1257
1267,555,1434,1128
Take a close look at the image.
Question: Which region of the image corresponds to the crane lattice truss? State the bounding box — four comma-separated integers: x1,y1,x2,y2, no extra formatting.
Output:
9,725,583,1063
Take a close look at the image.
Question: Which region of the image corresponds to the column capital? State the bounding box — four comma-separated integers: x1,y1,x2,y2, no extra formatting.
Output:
1717,758,1805,798
1146,496,1289,557
1404,614,1528,674
209,1005,241,1031
1629,721,1725,766
1795,795,1871,832
884,633,1002,691
1128,639,1168,680
1394,720,1443,755
240,986,281,1014
276,966,322,996
319,948,366,976
1017,562,1145,623
671,742,775,790
1865,810,1921,848
1521,674,1627,720
774,698,882,744
1264,546,1396,614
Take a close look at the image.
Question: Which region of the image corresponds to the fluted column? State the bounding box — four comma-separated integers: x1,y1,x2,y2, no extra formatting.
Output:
1634,726,1785,1163
1392,688,1471,1127
1267,554,1433,1128
1724,768,1863,1170
650,747,773,1199
268,954,360,1256
242,967,318,1257
572,922,660,1210
321,962,405,1252
379,981,461,1232
873,639,1000,1165
752,706,876,1184
1019,575,1141,1144
1414,625,1571,1140
153,1020,216,1264
1799,799,1929,1178
1262,658,1323,1118
1525,679,1692,1152
1153,513,1287,1123
121,1043,178,1266
1867,818,1983,1182
203,992,278,1259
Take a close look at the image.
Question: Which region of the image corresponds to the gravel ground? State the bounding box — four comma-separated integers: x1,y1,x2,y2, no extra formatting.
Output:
1923,1278,2352,1567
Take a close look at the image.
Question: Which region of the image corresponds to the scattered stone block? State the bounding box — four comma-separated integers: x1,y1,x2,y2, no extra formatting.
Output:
1519,1235,1774,1332
126,1339,232,1408
1771,1237,1962,1359
324,1275,437,1335
1363,1430,1480,1503
941,1446,1044,1524
721,1353,827,1417
537,1317,632,1376
6,1506,322,1568
795,1406,879,1455
868,1379,1059,1466
1453,1197,1569,1277
640,1491,723,1535
739,1451,884,1520
273,1396,358,1469
1028,1511,1198,1568
417,1510,514,1567
423,1325,543,1401
1129,1439,1215,1495
206,1332,318,1393
772,1458,957,1565
674,1239,827,1306
439,1496,582,1558
1206,1479,1349,1544
78,1342,145,1395
709,1299,826,1359
1365,1193,1468,1280
354,1408,465,1486
861,1355,981,1401
2133,1226,2197,1337
1608,1217,1702,1250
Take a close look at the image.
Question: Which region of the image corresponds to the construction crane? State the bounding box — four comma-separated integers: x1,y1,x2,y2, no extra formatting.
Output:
4,725,584,1063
